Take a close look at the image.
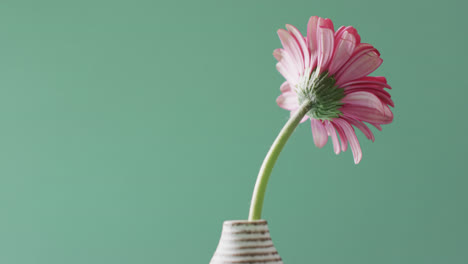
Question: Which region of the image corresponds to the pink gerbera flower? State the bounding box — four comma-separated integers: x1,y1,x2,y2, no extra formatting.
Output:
275,16,394,164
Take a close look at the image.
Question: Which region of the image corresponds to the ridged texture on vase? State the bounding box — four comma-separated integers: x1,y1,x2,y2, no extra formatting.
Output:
210,220,283,264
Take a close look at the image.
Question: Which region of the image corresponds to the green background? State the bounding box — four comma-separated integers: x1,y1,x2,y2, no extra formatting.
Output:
0,0,466,263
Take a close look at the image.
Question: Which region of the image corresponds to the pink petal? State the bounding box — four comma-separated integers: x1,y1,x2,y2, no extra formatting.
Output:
340,104,393,124
334,119,362,164
273,48,282,61
341,76,391,89
342,91,385,113
286,24,310,71
382,104,393,121
324,120,340,154
276,91,299,111
336,45,383,86
344,87,394,107
274,48,299,78
311,119,328,148
274,51,302,87
332,120,348,152
276,62,297,86
280,81,291,92
351,43,374,55
316,27,334,74
319,18,334,31
341,115,375,142
342,26,361,46
328,30,356,75
278,29,304,74
307,16,319,54
370,123,382,131
344,83,389,91
334,26,345,38
335,26,360,46
306,19,318,71
307,17,334,70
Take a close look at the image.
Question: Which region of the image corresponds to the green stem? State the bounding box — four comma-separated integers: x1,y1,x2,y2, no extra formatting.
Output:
248,100,314,221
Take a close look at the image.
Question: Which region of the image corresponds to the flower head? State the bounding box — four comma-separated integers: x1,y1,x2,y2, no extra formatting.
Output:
275,16,393,164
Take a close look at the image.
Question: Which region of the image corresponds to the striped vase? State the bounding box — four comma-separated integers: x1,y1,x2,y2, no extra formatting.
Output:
210,220,283,264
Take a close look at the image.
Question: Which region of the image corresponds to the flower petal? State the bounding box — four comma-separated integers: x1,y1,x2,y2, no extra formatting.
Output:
342,91,384,113
332,120,348,152
276,91,299,111
341,76,391,89
344,87,394,107
307,17,334,69
324,120,340,154
286,24,310,71
280,81,291,92
340,104,393,124
336,45,383,86
341,91,394,124
307,16,319,54
328,30,356,75
342,26,361,46
278,29,304,75
334,119,362,164
311,119,328,148
370,123,382,131
276,62,297,86
316,27,334,74
334,26,345,39
342,115,375,142
273,48,282,61
344,83,390,91
274,48,301,86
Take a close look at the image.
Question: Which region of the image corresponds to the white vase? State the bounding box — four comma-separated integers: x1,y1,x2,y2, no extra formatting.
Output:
210,220,283,264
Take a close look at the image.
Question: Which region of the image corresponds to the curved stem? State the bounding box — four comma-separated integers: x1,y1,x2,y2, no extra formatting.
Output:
248,100,314,220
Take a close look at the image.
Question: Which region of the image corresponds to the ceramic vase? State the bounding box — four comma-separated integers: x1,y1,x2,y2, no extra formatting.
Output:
210,220,283,264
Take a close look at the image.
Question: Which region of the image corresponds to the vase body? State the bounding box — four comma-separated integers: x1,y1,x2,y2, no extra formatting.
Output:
210,220,283,264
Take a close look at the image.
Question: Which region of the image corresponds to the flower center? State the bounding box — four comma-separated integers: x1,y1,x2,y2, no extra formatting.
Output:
296,70,345,120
